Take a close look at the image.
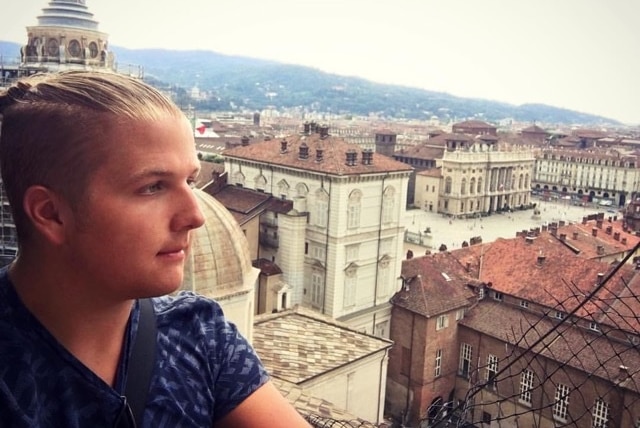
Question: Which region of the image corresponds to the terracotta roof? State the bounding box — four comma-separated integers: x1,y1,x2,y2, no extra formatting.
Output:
416,168,442,178
397,145,445,160
393,252,476,317
453,120,496,129
560,219,640,258
204,184,294,225
253,258,283,276
223,132,412,176
450,235,635,320
461,300,640,394
521,124,547,134
253,306,392,384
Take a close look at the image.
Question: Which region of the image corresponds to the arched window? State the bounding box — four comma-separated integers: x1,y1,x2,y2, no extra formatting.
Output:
477,177,483,194
445,177,452,194
519,174,524,189
461,178,467,195
277,179,290,199
470,177,476,195
296,182,308,197
254,174,267,192
232,171,245,187
382,186,395,224
315,188,329,228
344,264,358,307
347,189,362,229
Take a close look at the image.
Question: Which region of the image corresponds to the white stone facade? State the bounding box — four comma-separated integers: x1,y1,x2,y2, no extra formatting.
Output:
415,144,535,216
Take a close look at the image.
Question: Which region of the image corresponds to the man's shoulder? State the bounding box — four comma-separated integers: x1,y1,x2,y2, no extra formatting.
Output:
150,292,234,341
152,291,223,320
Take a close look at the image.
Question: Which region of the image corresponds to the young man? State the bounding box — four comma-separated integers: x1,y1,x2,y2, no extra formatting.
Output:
0,71,310,427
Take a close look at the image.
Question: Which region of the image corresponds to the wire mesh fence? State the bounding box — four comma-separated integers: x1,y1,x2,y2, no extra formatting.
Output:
420,242,640,427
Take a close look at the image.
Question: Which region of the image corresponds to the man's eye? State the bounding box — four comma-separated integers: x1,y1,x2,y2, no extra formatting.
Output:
142,182,163,194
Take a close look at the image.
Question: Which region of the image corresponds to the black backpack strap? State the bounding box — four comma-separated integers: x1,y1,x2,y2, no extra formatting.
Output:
124,298,157,427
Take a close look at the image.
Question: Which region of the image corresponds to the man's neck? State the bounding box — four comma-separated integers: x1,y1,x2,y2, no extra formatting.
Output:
9,255,134,386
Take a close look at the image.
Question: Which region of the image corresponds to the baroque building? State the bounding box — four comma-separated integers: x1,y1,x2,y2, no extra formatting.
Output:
220,123,412,337
414,140,535,216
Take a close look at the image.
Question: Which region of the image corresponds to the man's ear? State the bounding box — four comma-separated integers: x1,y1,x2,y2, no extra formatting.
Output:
22,185,70,246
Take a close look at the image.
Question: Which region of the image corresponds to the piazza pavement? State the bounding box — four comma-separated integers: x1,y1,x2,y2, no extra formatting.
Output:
402,197,620,255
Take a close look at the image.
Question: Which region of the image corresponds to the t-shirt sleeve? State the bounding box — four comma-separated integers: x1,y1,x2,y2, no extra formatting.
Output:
205,302,270,422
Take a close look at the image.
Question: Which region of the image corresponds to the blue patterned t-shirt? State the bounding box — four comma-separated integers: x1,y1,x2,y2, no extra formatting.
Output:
0,268,269,427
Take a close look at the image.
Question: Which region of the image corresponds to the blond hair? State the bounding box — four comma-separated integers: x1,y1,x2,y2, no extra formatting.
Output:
0,70,184,243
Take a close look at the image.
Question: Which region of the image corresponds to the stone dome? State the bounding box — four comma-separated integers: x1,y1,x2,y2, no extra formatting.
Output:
37,0,99,30
182,189,256,298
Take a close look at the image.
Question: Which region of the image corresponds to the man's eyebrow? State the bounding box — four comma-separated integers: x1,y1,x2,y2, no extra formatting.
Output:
128,167,201,182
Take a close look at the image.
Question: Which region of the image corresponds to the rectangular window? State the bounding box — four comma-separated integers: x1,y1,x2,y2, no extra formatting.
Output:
520,300,529,308
459,343,472,378
347,204,360,229
486,354,498,390
592,398,609,427
311,245,326,261
434,349,442,377
311,272,323,307
553,383,570,421
493,292,503,301
316,200,328,228
519,369,534,405
343,274,356,307
590,322,600,332
436,314,449,331
375,321,388,338
455,308,465,321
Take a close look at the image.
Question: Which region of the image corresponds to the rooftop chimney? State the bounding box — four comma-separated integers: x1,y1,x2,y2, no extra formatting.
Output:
596,219,603,229
298,142,309,160
345,149,357,166
596,272,605,284
592,228,598,237
622,237,628,245
618,365,630,383
319,125,329,139
596,245,605,255
361,149,374,165
606,225,613,235
241,135,250,146
303,122,311,134
280,139,288,154
613,231,620,241
315,147,324,162
573,231,579,240
559,233,566,241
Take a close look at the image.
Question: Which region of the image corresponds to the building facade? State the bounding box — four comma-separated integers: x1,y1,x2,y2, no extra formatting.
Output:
387,222,640,427
222,123,412,337
415,143,535,216
533,148,640,206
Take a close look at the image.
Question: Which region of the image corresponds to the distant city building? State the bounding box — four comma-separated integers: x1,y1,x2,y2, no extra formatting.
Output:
532,147,640,206
387,218,640,426
218,122,412,337
412,137,535,216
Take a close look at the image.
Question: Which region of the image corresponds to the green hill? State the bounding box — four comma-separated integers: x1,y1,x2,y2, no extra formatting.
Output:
0,41,617,125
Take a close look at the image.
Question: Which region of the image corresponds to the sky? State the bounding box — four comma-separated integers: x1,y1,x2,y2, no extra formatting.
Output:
1,0,639,124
